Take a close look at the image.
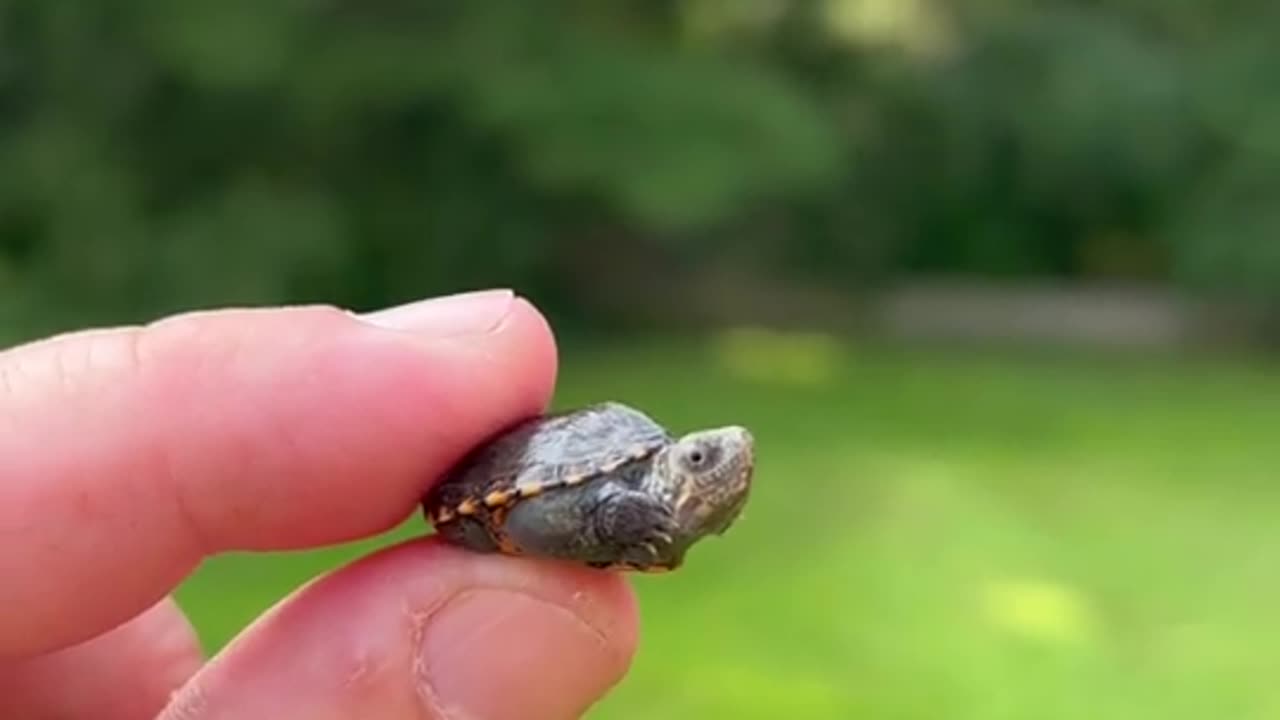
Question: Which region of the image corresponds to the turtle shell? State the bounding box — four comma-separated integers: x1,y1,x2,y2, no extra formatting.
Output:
425,402,673,529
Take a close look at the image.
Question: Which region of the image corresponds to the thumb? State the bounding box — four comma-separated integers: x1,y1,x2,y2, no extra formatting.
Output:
160,539,639,720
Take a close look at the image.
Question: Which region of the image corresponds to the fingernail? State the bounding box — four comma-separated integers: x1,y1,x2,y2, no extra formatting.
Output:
420,589,618,720
360,289,515,337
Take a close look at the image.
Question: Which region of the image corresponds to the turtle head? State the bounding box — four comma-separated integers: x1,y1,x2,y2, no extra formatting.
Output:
660,425,754,540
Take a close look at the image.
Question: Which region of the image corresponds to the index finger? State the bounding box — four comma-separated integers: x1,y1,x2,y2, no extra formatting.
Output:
0,290,557,658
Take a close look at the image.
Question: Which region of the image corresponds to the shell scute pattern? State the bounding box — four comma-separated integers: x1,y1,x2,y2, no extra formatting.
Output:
515,403,669,489
439,402,671,516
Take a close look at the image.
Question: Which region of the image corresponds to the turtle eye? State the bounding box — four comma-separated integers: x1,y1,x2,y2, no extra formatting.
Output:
685,445,713,470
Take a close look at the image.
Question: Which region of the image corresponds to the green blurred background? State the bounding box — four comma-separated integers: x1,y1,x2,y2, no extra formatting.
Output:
6,1,1280,717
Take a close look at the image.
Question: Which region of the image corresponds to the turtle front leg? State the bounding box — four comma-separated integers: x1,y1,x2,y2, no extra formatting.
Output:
589,489,680,569
501,482,680,568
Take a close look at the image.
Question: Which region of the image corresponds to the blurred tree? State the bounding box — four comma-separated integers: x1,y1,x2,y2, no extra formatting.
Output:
2,0,1280,343
0,0,840,340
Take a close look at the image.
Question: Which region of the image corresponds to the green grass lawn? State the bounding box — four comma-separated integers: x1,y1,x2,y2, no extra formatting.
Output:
176,334,1280,718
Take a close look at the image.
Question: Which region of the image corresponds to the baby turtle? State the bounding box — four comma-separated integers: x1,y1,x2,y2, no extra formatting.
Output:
423,402,754,572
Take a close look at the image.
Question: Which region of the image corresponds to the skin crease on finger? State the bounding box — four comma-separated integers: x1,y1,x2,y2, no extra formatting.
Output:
158,538,640,720
0,294,558,657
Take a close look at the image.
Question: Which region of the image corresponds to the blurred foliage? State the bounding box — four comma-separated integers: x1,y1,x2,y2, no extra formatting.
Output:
4,0,1280,342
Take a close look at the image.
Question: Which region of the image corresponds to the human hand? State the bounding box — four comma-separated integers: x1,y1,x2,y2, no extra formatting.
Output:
0,289,637,719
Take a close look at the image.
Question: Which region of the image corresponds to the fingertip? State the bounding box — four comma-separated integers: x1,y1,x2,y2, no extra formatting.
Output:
302,537,640,675
354,293,559,447
503,296,560,413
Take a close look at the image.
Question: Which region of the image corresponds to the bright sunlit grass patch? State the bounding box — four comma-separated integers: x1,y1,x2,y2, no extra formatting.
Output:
711,325,844,387
979,578,1097,648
